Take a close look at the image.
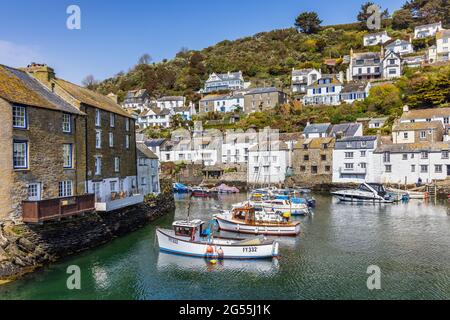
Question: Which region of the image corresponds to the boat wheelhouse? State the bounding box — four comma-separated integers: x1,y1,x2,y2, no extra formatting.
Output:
156,219,279,259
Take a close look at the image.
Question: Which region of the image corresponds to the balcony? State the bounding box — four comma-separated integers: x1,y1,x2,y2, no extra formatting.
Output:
22,194,95,223
95,190,144,212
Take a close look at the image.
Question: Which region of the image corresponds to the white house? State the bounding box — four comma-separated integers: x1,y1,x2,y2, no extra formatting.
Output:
400,105,450,126
248,141,289,184
332,136,378,184
136,143,160,196
123,89,152,111
436,30,450,62
144,139,166,160
303,75,343,106
173,105,195,121
414,22,442,39
384,38,414,56
291,68,322,94
347,50,383,81
157,96,186,110
222,131,258,164
368,117,388,129
199,94,244,113
382,50,402,79
202,71,246,93
330,123,363,138
303,123,332,139
373,142,450,185
138,108,173,128
364,31,391,46
340,82,371,104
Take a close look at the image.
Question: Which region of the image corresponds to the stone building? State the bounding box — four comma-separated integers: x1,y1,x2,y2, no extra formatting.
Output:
136,142,160,196
292,138,335,184
25,63,139,213
244,87,288,113
0,64,91,221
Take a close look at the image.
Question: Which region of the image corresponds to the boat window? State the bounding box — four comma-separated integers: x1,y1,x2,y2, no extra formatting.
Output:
358,184,372,192
175,226,194,237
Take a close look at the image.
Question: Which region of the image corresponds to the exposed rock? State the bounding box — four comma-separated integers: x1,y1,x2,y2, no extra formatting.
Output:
17,237,36,253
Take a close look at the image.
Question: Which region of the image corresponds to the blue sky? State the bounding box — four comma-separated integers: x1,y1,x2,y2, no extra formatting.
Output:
0,0,405,84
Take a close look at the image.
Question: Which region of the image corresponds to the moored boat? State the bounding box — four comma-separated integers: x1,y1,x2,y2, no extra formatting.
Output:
191,187,211,197
332,183,399,203
156,220,279,259
215,206,301,236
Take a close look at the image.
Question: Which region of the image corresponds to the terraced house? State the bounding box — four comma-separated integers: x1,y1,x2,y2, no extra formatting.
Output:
0,64,93,222
25,63,139,213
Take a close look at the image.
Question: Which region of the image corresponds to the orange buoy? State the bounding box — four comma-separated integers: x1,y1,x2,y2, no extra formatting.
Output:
206,245,214,254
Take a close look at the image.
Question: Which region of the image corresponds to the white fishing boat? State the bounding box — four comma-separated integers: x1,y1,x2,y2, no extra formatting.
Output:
386,187,429,200
233,199,309,216
215,206,301,236
156,220,279,260
331,183,399,203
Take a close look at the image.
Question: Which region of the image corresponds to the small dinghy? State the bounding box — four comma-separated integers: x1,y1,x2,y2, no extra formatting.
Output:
215,206,301,236
191,187,211,197
156,220,279,260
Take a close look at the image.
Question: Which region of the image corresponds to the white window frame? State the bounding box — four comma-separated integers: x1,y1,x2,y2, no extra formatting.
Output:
95,130,102,149
28,183,41,201
62,113,72,133
109,132,114,148
125,135,130,149
94,156,102,175
95,109,101,127
13,140,28,169
110,113,115,128
58,181,73,198
114,157,120,173
63,144,73,169
13,105,27,129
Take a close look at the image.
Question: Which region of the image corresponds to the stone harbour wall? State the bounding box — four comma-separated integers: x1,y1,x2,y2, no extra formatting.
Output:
0,189,174,281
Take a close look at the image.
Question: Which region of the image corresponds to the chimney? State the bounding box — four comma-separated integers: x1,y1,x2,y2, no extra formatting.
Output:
23,63,55,88
107,93,119,104
338,71,345,83
403,105,410,113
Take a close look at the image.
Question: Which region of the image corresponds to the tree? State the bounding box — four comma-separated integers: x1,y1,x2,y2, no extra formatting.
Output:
81,75,98,90
357,2,389,30
138,53,152,65
294,12,322,34
402,0,450,26
358,84,402,114
392,8,415,30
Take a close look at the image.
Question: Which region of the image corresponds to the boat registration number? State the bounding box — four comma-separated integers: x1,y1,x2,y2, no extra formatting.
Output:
169,237,178,244
242,247,257,253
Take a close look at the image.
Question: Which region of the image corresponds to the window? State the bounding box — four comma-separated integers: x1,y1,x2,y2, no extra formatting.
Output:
62,113,71,133
110,113,115,128
389,69,397,75
13,105,27,129
95,156,102,175
304,155,309,161
28,183,41,201
385,165,392,173
300,166,306,172
110,181,117,193
402,154,408,160
114,157,120,173
383,152,391,163
141,177,147,186
421,151,428,159
345,163,354,170
321,155,327,161
95,130,102,149
420,131,426,139
325,166,331,172
13,141,28,169
411,165,416,173
442,151,449,159
254,167,259,174
360,162,367,169
125,135,130,149
420,165,428,173
345,152,354,159
95,109,101,127
403,132,409,139
311,166,318,174
63,144,73,168
139,157,146,166
125,118,130,131
360,151,366,157
435,165,443,173
109,132,114,147
59,181,73,197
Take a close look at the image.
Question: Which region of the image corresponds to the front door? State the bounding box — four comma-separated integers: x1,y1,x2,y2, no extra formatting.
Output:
28,183,41,201
93,182,101,202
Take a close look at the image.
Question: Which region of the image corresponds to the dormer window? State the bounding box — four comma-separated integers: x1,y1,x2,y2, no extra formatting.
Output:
13,105,27,129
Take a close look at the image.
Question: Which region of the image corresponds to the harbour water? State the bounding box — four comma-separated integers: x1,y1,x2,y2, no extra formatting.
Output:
1,193,449,300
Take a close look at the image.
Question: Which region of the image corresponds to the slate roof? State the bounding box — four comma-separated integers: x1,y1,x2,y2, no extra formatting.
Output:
385,38,410,48
125,89,148,99
437,30,450,39
337,136,377,142
209,71,242,81
303,123,332,135
400,107,450,120
341,82,369,93
55,78,132,118
415,22,442,29
200,94,244,102
294,137,335,149
137,142,159,159
351,52,382,66
393,121,443,131
0,65,83,115
157,96,185,102
292,69,314,77
375,142,450,153
245,87,281,95
364,31,388,38
145,139,166,148
249,141,289,152
330,123,362,137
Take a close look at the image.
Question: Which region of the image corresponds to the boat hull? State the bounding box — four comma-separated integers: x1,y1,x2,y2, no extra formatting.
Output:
215,216,301,236
156,229,278,259
333,193,395,203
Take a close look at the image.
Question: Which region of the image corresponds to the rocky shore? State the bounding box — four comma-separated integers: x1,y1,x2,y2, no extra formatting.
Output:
0,190,174,282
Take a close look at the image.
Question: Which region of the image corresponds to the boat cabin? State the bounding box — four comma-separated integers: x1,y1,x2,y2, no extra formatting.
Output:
172,220,206,240
232,206,257,223
359,183,387,197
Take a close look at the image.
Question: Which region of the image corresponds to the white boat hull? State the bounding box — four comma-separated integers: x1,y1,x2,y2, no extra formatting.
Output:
156,229,279,259
234,201,309,216
215,215,301,236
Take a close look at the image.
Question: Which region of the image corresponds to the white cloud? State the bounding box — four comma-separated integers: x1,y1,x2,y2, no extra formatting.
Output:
0,40,42,67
